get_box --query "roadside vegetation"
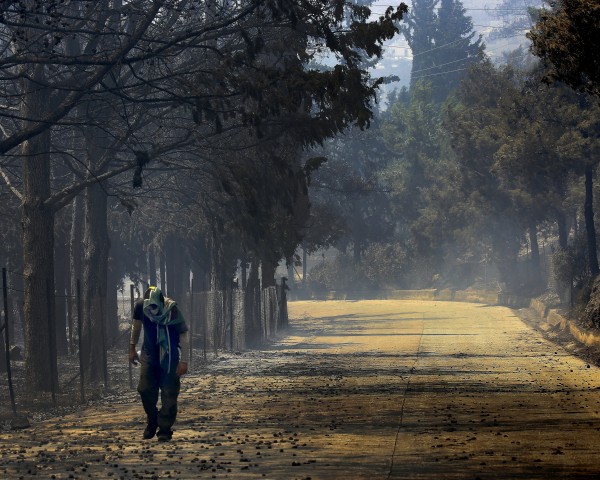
[301,0,600,330]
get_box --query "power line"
[384,25,529,48]
[411,38,465,57]
[410,54,477,75]
[385,34,535,81]
[380,31,521,69]
[411,66,469,81]
[382,25,527,50]
[404,49,531,81]
[374,4,544,12]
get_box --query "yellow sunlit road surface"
[2,299,600,479]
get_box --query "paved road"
[2,299,600,479]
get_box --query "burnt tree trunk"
[287,264,294,289]
[148,242,157,287]
[261,257,277,288]
[210,233,226,292]
[584,166,599,277]
[106,254,120,346]
[241,261,248,290]
[54,234,69,356]
[81,119,111,384]
[19,54,59,391]
[82,178,110,383]
[159,249,167,292]
[302,247,307,287]
[191,263,208,292]
[491,232,520,293]
[69,194,83,355]
[22,129,58,391]
[557,210,568,250]
[245,259,261,345]
[528,223,542,290]
[165,235,186,298]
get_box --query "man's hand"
[176,361,188,377]
[129,345,139,366]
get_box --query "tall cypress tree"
[401,0,438,89]
[402,0,483,104]
[432,0,482,102]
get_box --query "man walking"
[129,286,189,441]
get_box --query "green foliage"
[382,80,457,259]
[306,242,413,292]
[302,15,600,302]
[307,253,374,292]
[490,64,575,232]
[301,202,348,254]
[362,242,412,288]
[442,60,530,288]
[552,235,589,288]
[307,112,395,259]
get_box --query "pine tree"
[529,0,600,99]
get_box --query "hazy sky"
[374,0,543,60]
[370,0,543,91]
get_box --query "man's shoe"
[157,429,173,442]
[143,423,158,440]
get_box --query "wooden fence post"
[46,278,57,404]
[229,285,234,351]
[2,268,17,414]
[129,284,134,389]
[189,279,194,369]
[76,279,85,403]
[203,293,207,361]
[100,296,108,393]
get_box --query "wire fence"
[1,269,289,418]
[186,284,288,358]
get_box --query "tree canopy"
[0,0,410,390]
[528,0,600,98]
[401,0,483,103]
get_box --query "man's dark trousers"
[138,362,180,432]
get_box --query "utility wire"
[411,66,468,80]
[410,55,478,75]
[380,36,532,81]
[381,31,527,67]
[374,5,544,12]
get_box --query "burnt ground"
[2,299,600,479]
[515,306,600,369]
